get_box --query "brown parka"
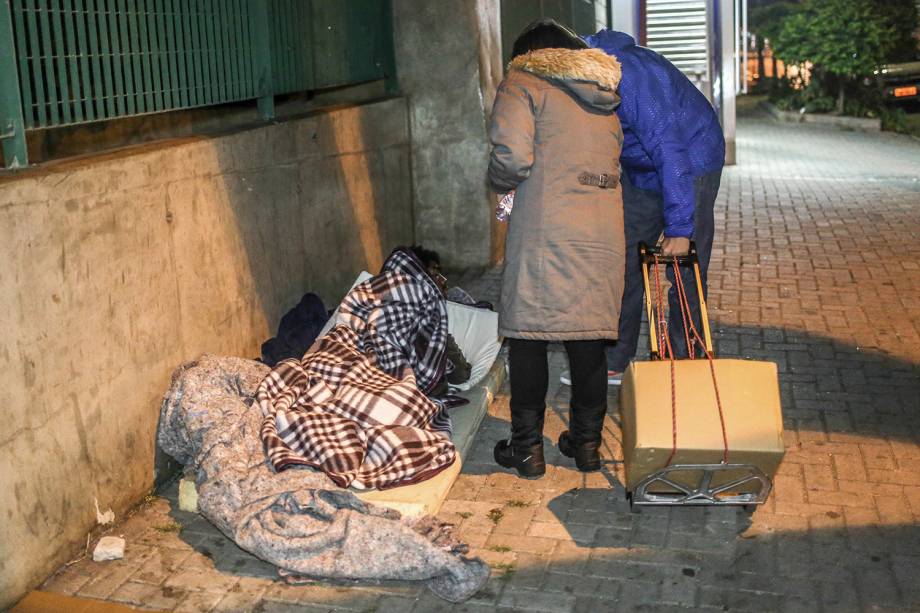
[488,47,625,341]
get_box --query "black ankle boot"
[558,430,601,472]
[494,440,546,479]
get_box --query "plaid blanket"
[337,250,448,394]
[257,249,456,490]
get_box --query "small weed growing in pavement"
[506,499,530,508]
[487,508,504,524]
[489,545,511,553]
[457,511,472,519]
[494,562,516,579]
[153,521,181,533]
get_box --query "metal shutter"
[645,0,711,98]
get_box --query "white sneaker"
[559,370,623,386]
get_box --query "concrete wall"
[392,0,503,269]
[0,97,413,608]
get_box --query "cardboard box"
[620,359,785,493]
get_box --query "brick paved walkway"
[39,106,920,612]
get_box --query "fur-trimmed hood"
[509,47,621,111]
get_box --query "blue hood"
[590,29,636,52]
[585,29,725,238]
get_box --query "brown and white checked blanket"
[257,249,456,490]
[336,250,448,395]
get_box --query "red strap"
[653,257,679,466]
[651,256,730,466]
[671,260,730,464]
[672,257,694,359]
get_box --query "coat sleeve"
[619,61,697,238]
[488,81,536,194]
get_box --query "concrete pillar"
[718,0,737,165]
[611,1,639,38]
[391,0,503,269]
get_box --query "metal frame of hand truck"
[627,242,773,510]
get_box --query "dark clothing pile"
[260,293,329,367]
[431,334,473,397]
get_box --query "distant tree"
[748,1,798,85]
[873,0,920,62]
[773,0,895,113]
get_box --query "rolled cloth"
[157,354,489,602]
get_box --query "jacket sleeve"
[620,63,697,238]
[488,81,535,193]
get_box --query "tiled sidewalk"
[37,106,920,612]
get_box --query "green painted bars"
[0,0,397,168]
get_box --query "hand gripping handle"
[639,241,713,359]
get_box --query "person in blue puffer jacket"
[562,29,726,385]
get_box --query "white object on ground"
[92,536,125,561]
[445,300,502,391]
[93,498,114,525]
[559,370,623,386]
[178,477,199,513]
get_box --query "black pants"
[508,338,608,448]
[607,169,723,371]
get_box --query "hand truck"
[625,242,774,511]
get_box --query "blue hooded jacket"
[584,30,725,237]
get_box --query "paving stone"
[40,569,93,596]
[572,595,620,613]
[780,594,822,613]
[77,558,148,600]
[485,533,559,556]
[255,602,330,613]
[498,586,575,612]
[373,595,417,613]
[174,590,224,613]
[502,552,548,590]
[547,540,591,576]
[108,580,187,610]
[212,579,270,612]
[130,548,195,586]
[492,505,537,537]
[617,580,662,609]
[163,568,239,593]
[526,520,596,544]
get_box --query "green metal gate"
[0,0,396,169]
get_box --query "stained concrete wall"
[0,96,413,608]
[392,0,504,269]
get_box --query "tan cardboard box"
[620,359,785,493]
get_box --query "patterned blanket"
[337,250,448,395]
[258,249,457,490]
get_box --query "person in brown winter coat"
[488,20,625,478]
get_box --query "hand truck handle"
[639,241,714,359]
